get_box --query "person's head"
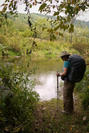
[59,51,70,61]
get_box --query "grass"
[0,50,21,57]
[0,36,81,58]
[33,97,89,133]
[8,51,21,56]
[30,39,81,58]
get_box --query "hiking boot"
[61,110,68,115]
[61,110,73,115]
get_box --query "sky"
[0,0,89,21]
[18,3,89,22]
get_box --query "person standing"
[56,51,75,115]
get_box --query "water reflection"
[0,57,64,101]
[32,72,62,101]
[28,58,64,101]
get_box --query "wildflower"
[70,127,72,130]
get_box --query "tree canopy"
[0,0,89,38]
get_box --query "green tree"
[1,0,89,39]
[35,18,50,40]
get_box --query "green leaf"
[53,12,59,16]
[57,16,59,20]
[65,9,68,14]
[39,3,47,11]
[29,5,32,8]
[53,34,56,40]
[54,25,60,31]
[81,5,86,11]
[50,33,56,41]
[59,32,63,37]
[2,6,7,12]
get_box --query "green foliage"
[0,13,89,57]
[82,91,89,109]
[39,3,47,12]
[0,35,8,44]
[21,29,32,37]
[72,42,86,54]
[0,63,39,132]
[75,68,89,109]
[1,0,89,41]
[8,51,20,56]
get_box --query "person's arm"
[60,67,68,76]
[56,67,68,77]
[56,61,69,77]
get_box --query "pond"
[0,57,64,101]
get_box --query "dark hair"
[61,55,69,59]
[67,55,70,58]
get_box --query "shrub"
[72,42,86,54]
[0,63,39,132]
[82,91,89,109]
[75,68,89,109]
[0,35,8,44]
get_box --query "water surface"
[27,58,64,101]
[0,57,64,101]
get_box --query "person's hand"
[56,72,60,77]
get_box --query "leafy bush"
[0,63,39,132]
[75,68,89,109]
[82,90,89,109]
[22,29,33,37]
[72,42,86,54]
[0,35,8,44]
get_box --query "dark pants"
[63,80,75,114]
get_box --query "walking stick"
[57,71,59,111]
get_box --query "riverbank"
[0,38,81,59]
[33,97,89,133]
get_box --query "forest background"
[0,12,89,58]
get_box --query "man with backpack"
[56,51,86,115]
